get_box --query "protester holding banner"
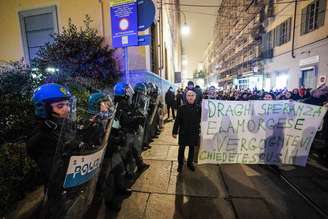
[199,99,327,166]
[172,89,201,172]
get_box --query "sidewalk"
[95,121,328,219]
[98,121,236,219]
[8,121,328,219]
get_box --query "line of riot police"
[27,81,163,218]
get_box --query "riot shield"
[40,103,117,219]
[132,92,150,153]
[149,95,160,127]
[149,95,161,138]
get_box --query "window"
[19,6,58,64]
[301,68,317,88]
[276,74,288,89]
[267,31,274,49]
[274,18,292,47]
[301,0,326,35]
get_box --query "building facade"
[0,0,182,84]
[205,0,328,90]
[202,41,216,86]
[209,0,266,90]
[264,0,328,90]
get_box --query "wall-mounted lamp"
[181,11,190,36]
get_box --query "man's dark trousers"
[167,105,175,119]
[178,145,194,166]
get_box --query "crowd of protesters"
[166,82,328,109]
[165,81,328,168]
[202,85,328,106]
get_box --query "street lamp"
[181,11,190,36]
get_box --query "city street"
[1,1,328,218]
[89,121,328,219]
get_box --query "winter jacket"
[165,90,176,107]
[27,118,69,185]
[176,93,183,107]
[172,103,201,146]
[115,97,145,133]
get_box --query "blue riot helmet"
[114,82,134,105]
[32,83,73,119]
[134,82,147,95]
[88,92,112,115]
[114,82,128,97]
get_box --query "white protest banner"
[198,100,327,166]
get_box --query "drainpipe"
[160,0,164,77]
[98,0,105,37]
[291,0,297,58]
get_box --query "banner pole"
[124,46,130,84]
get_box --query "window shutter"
[275,25,281,46]
[268,31,273,49]
[317,0,326,27]
[287,17,292,42]
[273,28,276,47]
[300,7,307,35]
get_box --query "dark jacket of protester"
[176,91,183,107]
[194,86,203,105]
[172,103,201,146]
[303,95,327,106]
[165,89,176,107]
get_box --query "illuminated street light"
[181,24,190,36]
[181,11,190,36]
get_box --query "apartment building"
[209,0,266,89]
[264,0,328,90]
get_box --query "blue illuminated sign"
[110,1,138,48]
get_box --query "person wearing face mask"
[84,92,114,147]
[27,83,74,191]
[27,83,89,218]
[172,90,201,173]
[165,86,176,120]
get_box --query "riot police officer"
[133,82,151,150]
[113,82,150,173]
[27,83,81,218]
[87,91,134,211]
[27,83,74,191]
[147,82,161,139]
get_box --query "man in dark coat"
[172,89,201,172]
[165,87,176,119]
